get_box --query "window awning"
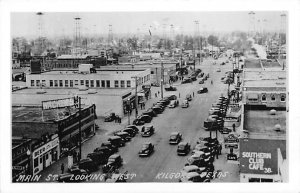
[247,93,259,99]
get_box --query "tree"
[207,35,219,47]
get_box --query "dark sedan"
[177,142,191,156]
[169,132,182,144]
[139,142,154,157]
[197,87,208,94]
[133,115,152,125]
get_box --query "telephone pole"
[161,61,164,99]
[131,76,139,118]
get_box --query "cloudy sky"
[11,12,286,38]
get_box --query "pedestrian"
[193,92,194,97]
[211,80,213,85]
[232,124,236,132]
[61,163,65,174]
[155,93,157,98]
[158,91,160,95]
[179,92,180,98]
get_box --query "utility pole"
[132,76,139,119]
[77,96,82,162]
[161,61,164,98]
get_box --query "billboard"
[240,138,286,175]
[42,98,75,110]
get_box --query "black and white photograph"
[1,0,300,192]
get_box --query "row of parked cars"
[203,96,230,133]
[177,137,221,182]
[132,95,178,126]
[182,68,202,84]
[198,73,209,84]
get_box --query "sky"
[11,12,286,38]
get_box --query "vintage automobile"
[121,128,137,137]
[104,113,117,122]
[108,136,125,147]
[87,152,108,165]
[76,158,98,173]
[141,125,155,137]
[133,115,153,126]
[100,141,118,153]
[182,77,192,84]
[142,109,157,117]
[114,131,131,142]
[179,172,210,182]
[177,142,191,156]
[197,87,208,94]
[102,154,123,173]
[169,132,182,144]
[186,94,192,101]
[138,142,155,157]
[168,100,179,108]
[152,106,164,114]
[198,78,205,84]
[181,100,189,108]
[125,125,139,134]
[165,85,177,91]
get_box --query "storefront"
[32,135,60,175]
[239,138,286,182]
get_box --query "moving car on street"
[102,154,123,173]
[139,142,155,157]
[181,100,189,108]
[186,94,192,101]
[197,87,208,94]
[177,142,191,156]
[198,78,205,84]
[141,125,155,137]
[169,132,182,144]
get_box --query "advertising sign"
[42,98,75,110]
[227,153,238,161]
[224,134,239,149]
[240,138,286,175]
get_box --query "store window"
[96,80,100,87]
[70,80,73,87]
[280,95,286,102]
[31,80,35,87]
[50,80,53,87]
[90,80,94,87]
[271,95,276,101]
[127,80,131,88]
[115,80,119,88]
[101,80,105,87]
[65,80,69,87]
[106,80,110,88]
[121,80,125,88]
[54,80,58,87]
[85,80,89,87]
[59,80,63,87]
[261,94,266,101]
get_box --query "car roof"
[183,165,199,171]
[109,154,120,159]
[116,131,129,135]
[109,136,121,140]
[178,142,188,146]
[171,132,179,135]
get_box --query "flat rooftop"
[12,87,132,96]
[261,59,282,68]
[12,105,86,122]
[244,109,286,139]
[40,68,147,75]
[243,70,286,88]
[244,59,261,69]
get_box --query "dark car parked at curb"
[108,136,125,147]
[102,154,123,173]
[77,158,98,173]
[139,142,155,157]
[133,115,152,126]
[101,141,118,153]
[121,128,137,137]
[142,109,157,117]
[169,132,182,144]
[152,106,164,114]
[182,78,192,84]
[104,113,117,122]
[177,142,191,156]
[93,146,114,159]
[114,131,131,142]
[125,125,139,134]
[87,152,107,165]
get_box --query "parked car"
[104,113,117,122]
[114,131,131,142]
[142,109,157,117]
[177,142,191,156]
[108,136,125,147]
[165,86,177,91]
[121,128,137,137]
[152,106,164,114]
[151,82,160,87]
[93,146,114,159]
[168,100,179,108]
[141,125,155,137]
[139,142,155,157]
[180,165,206,178]
[102,154,123,173]
[77,158,98,173]
[87,152,107,165]
[169,132,182,144]
[197,87,208,94]
[133,115,152,125]
[221,127,232,134]
[181,100,189,108]
[179,172,210,182]
[125,125,139,134]
[198,79,205,84]
[186,94,192,101]
[182,78,192,84]
[101,141,118,153]
[166,94,177,101]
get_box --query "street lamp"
[26,149,31,175]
